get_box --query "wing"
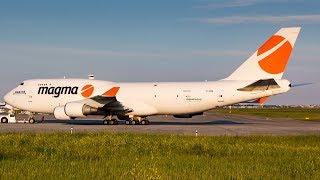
[91,87,132,115]
[73,87,132,116]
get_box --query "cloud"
[196,0,261,9]
[195,0,290,9]
[193,14,320,24]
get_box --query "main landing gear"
[103,115,119,125]
[103,115,150,125]
[124,117,150,125]
[103,119,118,125]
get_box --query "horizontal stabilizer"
[238,79,280,91]
[290,82,313,87]
[240,96,269,105]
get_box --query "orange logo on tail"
[81,84,94,98]
[257,35,292,74]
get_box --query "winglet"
[102,87,120,97]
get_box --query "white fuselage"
[4,78,290,117]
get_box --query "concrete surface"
[1,113,320,136]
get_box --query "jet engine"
[64,102,99,117]
[53,106,71,120]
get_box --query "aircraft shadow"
[47,120,104,125]
[150,120,245,125]
[43,119,245,126]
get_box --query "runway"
[1,113,320,136]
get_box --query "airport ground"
[1,108,320,135]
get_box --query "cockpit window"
[20,82,24,85]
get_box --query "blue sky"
[0,0,319,104]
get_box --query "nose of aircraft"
[3,91,13,106]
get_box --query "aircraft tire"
[130,120,138,125]
[125,120,131,125]
[140,119,149,125]
[109,119,117,125]
[103,120,108,125]
[1,117,8,123]
[29,118,35,124]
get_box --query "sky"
[0,0,319,105]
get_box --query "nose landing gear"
[103,115,150,125]
[27,114,36,124]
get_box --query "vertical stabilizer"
[225,27,301,80]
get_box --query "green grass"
[0,133,320,179]
[211,108,320,121]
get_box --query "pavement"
[0,113,320,136]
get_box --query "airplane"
[3,27,301,125]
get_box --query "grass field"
[0,133,320,179]
[211,108,320,121]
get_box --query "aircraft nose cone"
[3,92,13,106]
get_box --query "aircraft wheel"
[125,120,131,125]
[1,117,8,123]
[29,118,35,124]
[109,119,118,125]
[103,120,117,125]
[103,120,109,125]
[130,120,138,125]
[140,119,149,125]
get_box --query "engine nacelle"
[54,106,71,120]
[64,102,98,118]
